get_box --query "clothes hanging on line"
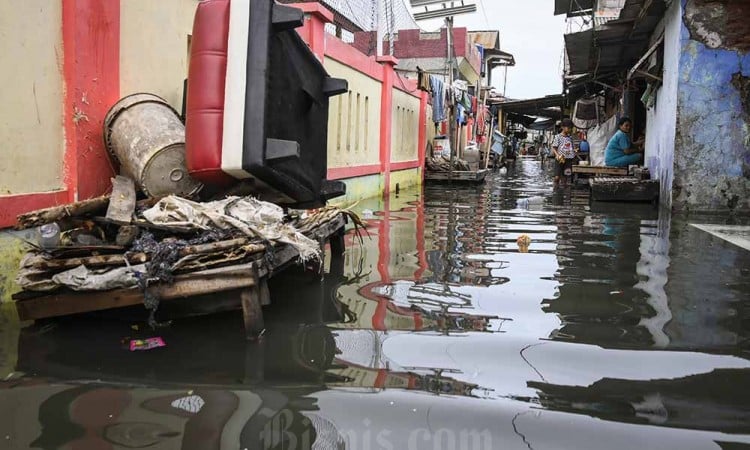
[417,70,431,92]
[429,75,446,123]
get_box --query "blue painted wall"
[674,1,750,212]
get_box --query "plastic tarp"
[587,115,618,166]
[142,196,320,261]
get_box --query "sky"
[418,0,568,100]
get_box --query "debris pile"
[15,176,348,304]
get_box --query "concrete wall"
[324,58,383,168]
[120,0,198,110]
[673,0,750,213]
[391,89,420,163]
[0,1,64,195]
[645,0,681,208]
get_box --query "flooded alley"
[2,159,750,450]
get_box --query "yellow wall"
[0,1,64,195]
[324,58,382,168]
[120,0,198,111]
[390,168,421,193]
[391,89,420,163]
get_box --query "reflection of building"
[529,368,750,434]
[334,279,502,333]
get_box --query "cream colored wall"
[0,1,64,195]
[120,0,198,111]
[324,58,382,168]
[391,89,420,163]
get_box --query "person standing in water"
[551,118,577,187]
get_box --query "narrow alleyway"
[2,159,750,449]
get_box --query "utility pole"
[446,16,455,179]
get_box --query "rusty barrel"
[104,93,202,198]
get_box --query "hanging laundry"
[429,75,446,123]
[456,103,467,125]
[418,70,431,92]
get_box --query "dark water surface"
[2,159,750,450]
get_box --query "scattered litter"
[129,337,166,351]
[610,290,623,295]
[171,395,205,414]
[517,196,544,209]
[516,234,531,253]
[362,209,374,220]
[131,324,139,331]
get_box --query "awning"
[527,118,557,131]
[484,48,515,67]
[492,95,565,120]
[554,0,594,16]
[564,0,666,77]
[564,29,593,75]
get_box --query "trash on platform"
[129,337,166,351]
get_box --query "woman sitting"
[605,117,644,167]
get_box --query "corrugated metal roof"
[564,0,666,77]
[564,29,593,75]
[492,95,566,119]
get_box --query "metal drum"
[104,93,202,198]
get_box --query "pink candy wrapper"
[129,337,166,351]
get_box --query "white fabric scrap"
[50,264,145,291]
[141,196,320,262]
[171,395,205,414]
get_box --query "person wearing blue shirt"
[605,117,644,167]
[578,135,590,161]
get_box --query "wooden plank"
[16,195,110,230]
[330,228,345,256]
[15,213,347,321]
[241,265,265,340]
[425,169,489,183]
[572,166,629,176]
[105,176,136,225]
[32,238,265,272]
[16,265,257,321]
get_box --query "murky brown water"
[2,159,750,450]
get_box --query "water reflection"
[2,159,750,449]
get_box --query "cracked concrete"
[672,0,750,213]
[684,0,750,53]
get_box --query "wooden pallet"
[424,169,489,183]
[13,214,347,339]
[589,177,659,203]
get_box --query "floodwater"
[2,159,750,450]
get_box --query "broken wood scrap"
[105,175,136,225]
[30,237,267,272]
[16,195,111,230]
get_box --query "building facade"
[0,1,432,228]
[561,0,750,213]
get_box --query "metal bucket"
[104,93,202,198]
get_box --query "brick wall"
[352,27,481,76]
[353,28,470,58]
